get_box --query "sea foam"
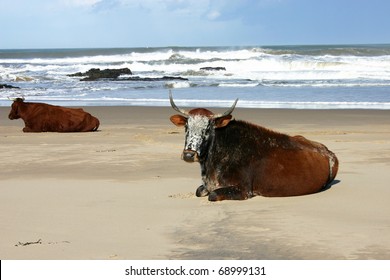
[1,45,390,109]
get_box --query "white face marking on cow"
[185,115,211,156]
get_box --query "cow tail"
[326,152,338,187]
[94,118,100,131]
[328,157,333,184]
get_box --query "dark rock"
[68,68,132,81]
[200,67,226,71]
[67,68,188,82]
[68,72,83,77]
[120,76,188,81]
[0,84,20,89]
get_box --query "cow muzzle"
[182,150,199,163]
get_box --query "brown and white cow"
[169,93,339,201]
[8,98,100,132]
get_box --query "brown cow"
[169,93,339,201]
[8,98,100,132]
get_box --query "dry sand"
[0,106,389,260]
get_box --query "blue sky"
[1,0,389,49]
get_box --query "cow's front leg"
[196,185,209,197]
[208,186,251,201]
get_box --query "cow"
[169,93,339,201]
[8,98,100,132]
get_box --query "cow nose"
[182,150,198,162]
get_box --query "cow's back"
[18,103,99,132]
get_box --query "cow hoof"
[196,185,209,197]
[208,191,219,201]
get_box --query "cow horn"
[169,90,189,116]
[7,96,25,102]
[213,98,239,118]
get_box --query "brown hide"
[252,134,338,197]
[8,99,100,132]
[204,120,339,200]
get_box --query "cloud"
[205,0,285,24]
[120,0,210,17]
[56,0,265,23]
[91,0,122,12]
[57,0,210,16]
[60,0,102,7]
[0,0,288,48]
[207,10,221,20]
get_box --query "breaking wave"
[1,45,390,108]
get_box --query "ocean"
[1,45,390,109]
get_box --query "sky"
[1,0,390,49]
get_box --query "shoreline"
[2,102,390,109]
[1,106,390,259]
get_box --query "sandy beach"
[0,105,390,260]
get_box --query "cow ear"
[170,114,187,127]
[214,115,232,128]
